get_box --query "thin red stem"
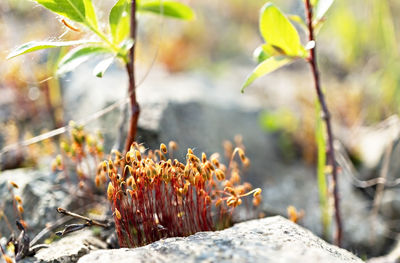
[304,0,342,247]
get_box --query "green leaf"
[315,0,334,21]
[93,57,115,78]
[259,3,305,57]
[57,45,113,75]
[83,0,98,28]
[34,0,86,23]
[7,40,97,59]
[253,46,270,63]
[138,1,195,20]
[109,0,131,45]
[288,15,307,33]
[241,56,293,92]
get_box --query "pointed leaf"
[109,0,130,44]
[34,0,86,23]
[241,56,293,92]
[7,40,98,59]
[83,0,98,28]
[315,0,334,21]
[138,1,195,20]
[259,3,305,57]
[57,45,113,75]
[93,57,115,78]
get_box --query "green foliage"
[33,0,87,23]
[109,0,131,45]
[138,0,195,20]
[57,45,113,75]
[242,1,334,92]
[242,56,291,92]
[242,2,305,92]
[7,40,97,59]
[259,3,305,57]
[9,0,195,78]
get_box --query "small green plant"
[242,0,341,246]
[8,0,195,152]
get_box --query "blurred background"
[1,0,400,258]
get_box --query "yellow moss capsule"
[211,158,220,168]
[253,188,262,197]
[126,177,133,187]
[230,171,240,183]
[253,195,262,207]
[160,143,168,154]
[201,152,207,163]
[183,182,189,195]
[9,181,19,189]
[169,141,178,151]
[19,219,28,229]
[15,195,22,203]
[126,151,132,163]
[227,196,236,207]
[215,169,225,181]
[17,204,24,214]
[243,157,250,168]
[3,255,13,263]
[114,208,121,220]
[237,148,246,162]
[108,160,114,170]
[224,186,235,195]
[215,199,222,207]
[102,161,108,172]
[135,150,142,162]
[107,182,115,200]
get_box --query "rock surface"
[78,216,362,263]
[23,230,107,263]
[0,168,72,238]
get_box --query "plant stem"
[124,0,140,153]
[304,0,342,247]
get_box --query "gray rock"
[367,237,400,263]
[0,169,71,239]
[78,216,363,263]
[262,160,388,256]
[24,229,107,263]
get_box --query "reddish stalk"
[125,0,140,153]
[304,0,342,247]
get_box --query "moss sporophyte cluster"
[52,124,261,248]
[103,142,261,247]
